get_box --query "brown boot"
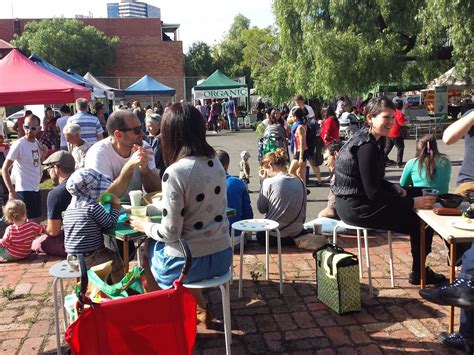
[196,306,213,329]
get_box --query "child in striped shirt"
[0,199,44,261]
[63,168,124,282]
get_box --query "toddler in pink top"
[0,200,44,261]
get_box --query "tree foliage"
[12,18,119,75]
[266,0,474,102]
[184,41,215,77]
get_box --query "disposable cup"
[422,188,439,197]
[131,206,147,217]
[129,190,143,207]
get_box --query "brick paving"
[0,131,468,354]
[0,231,465,354]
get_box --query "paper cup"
[129,190,143,207]
[313,223,323,235]
[422,188,439,197]
[131,206,147,217]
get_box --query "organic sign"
[194,88,247,99]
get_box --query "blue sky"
[0,0,275,51]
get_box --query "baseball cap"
[42,151,75,171]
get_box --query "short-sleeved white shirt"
[289,104,315,119]
[84,137,156,201]
[6,137,42,192]
[56,115,70,149]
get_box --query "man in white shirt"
[56,104,71,151]
[85,110,161,202]
[68,98,103,144]
[288,94,315,123]
[2,115,46,219]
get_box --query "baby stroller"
[65,240,197,354]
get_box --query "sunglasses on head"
[23,125,39,131]
[118,126,142,135]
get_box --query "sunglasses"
[23,125,39,131]
[118,126,142,135]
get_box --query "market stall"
[192,69,247,102]
[124,75,176,106]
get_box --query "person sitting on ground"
[68,98,104,144]
[0,199,44,261]
[145,112,165,177]
[64,123,92,170]
[318,140,343,218]
[400,134,451,194]
[31,151,75,257]
[56,105,72,151]
[130,103,232,328]
[257,148,308,246]
[332,97,446,286]
[216,149,253,242]
[63,168,124,283]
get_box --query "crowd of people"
[0,92,474,350]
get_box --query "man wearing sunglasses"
[85,109,160,202]
[2,115,47,220]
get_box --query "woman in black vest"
[332,97,446,285]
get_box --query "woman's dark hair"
[161,103,215,166]
[394,99,404,110]
[293,108,306,121]
[269,109,282,125]
[364,96,395,117]
[416,135,447,182]
[321,106,339,128]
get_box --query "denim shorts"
[148,240,232,289]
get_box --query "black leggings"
[336,187,433,273]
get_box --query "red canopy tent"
[0,49,91,106]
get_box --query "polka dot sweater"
[144,155,232,258]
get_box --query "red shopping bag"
[65,280,197,354]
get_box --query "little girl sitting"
[400,135,451,194]
[63,168,124,282]
[0,199,44,261]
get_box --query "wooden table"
[107,208,238,274]
[417,207,474,332]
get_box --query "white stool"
[237,116,244,128]
[243,116,251,128]
[332,220,394,297]
[231,219,282,297]
[185,270,232,355]
[49,260,81,355]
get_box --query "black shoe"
[409,267,447,285]
[397,164,404,168]
[439,332,474,352]
[306,189,311,195]
[385,159,396,166]
[419,278,474,308]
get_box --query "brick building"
[0,18,185,100]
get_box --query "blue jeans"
[460,243,474,338]
[227,113,237,130]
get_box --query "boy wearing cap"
[63,168,124,282]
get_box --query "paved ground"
[0,129,467,354]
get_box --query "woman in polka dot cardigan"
[130,103,232,328]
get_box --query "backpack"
[261,124,287,157]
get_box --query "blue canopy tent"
[124,75,176,106]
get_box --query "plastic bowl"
[438,193,464,208]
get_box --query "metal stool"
[185,270,232,355]
[231,219,282,297]
[49,260,81,355]
[332,220,394,297]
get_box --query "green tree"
[269,0,473,101]
[12,18,119,75]
[214,14,251,80]
[184,41,214,77]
